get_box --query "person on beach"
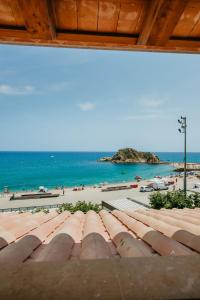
[62,188,65,196]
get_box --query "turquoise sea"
[0,152,200,191]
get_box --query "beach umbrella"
[39,186,48,192]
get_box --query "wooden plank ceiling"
[0,0,200,53]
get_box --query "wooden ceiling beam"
[137,0,165,46]
[138,0,189,46]
[0,28,200,54]
[150,0,189,46]
[18,0,56,39]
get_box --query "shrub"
[57,201,101,214]
[189,193,200,208]
[32,207,49,214]
[149,192,165,209]
[149,191,200,209]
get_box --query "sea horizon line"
[0,150,200,153]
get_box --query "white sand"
[0,176,199,211]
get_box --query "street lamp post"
[178,116,187,195]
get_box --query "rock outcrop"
[98,148,160,164]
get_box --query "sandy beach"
[0,175,199,211]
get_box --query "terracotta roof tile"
[172,208,200,220]
[145,209,200,235]
[158,209,200,226]
[0,208,199,264]
[100,210,155,257]
[127,210,200,253]
[0,211,70,264]
[0,212,57,249]
[0,235,41,264]
[80,211,112,260]
[112,210,194,256]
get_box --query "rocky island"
[98,148,160,164]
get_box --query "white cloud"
[0,81,71,96]
[0,84,34,95]
[139,97,166,108]
[77,102,96,111]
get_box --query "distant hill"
[98,148,160,164]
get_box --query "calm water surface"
[0,151,199,191]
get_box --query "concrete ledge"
[0,256,199,299]
[127,197,151,208]
[0,203,61,212]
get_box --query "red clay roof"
[0,208,199,264]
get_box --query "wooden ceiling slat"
[173,1,200,37]
[54,0,77,31]
[134,0,148,34]
[17,0,56,39]
[0,0,24,26]
[190,17,200,37]
[117,1,145,34]
[98,0,120,33]
[77,0,99,32]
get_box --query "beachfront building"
[0,1,200,299]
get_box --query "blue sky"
[0,45,200,152]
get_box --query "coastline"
[1,151,200,193]
[1,171,174,193]
[170,162,200,171]
[1,162,200,193]
[0,175,199,212]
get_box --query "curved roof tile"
[0,208,199,264]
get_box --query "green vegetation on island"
[99,148,160,164]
